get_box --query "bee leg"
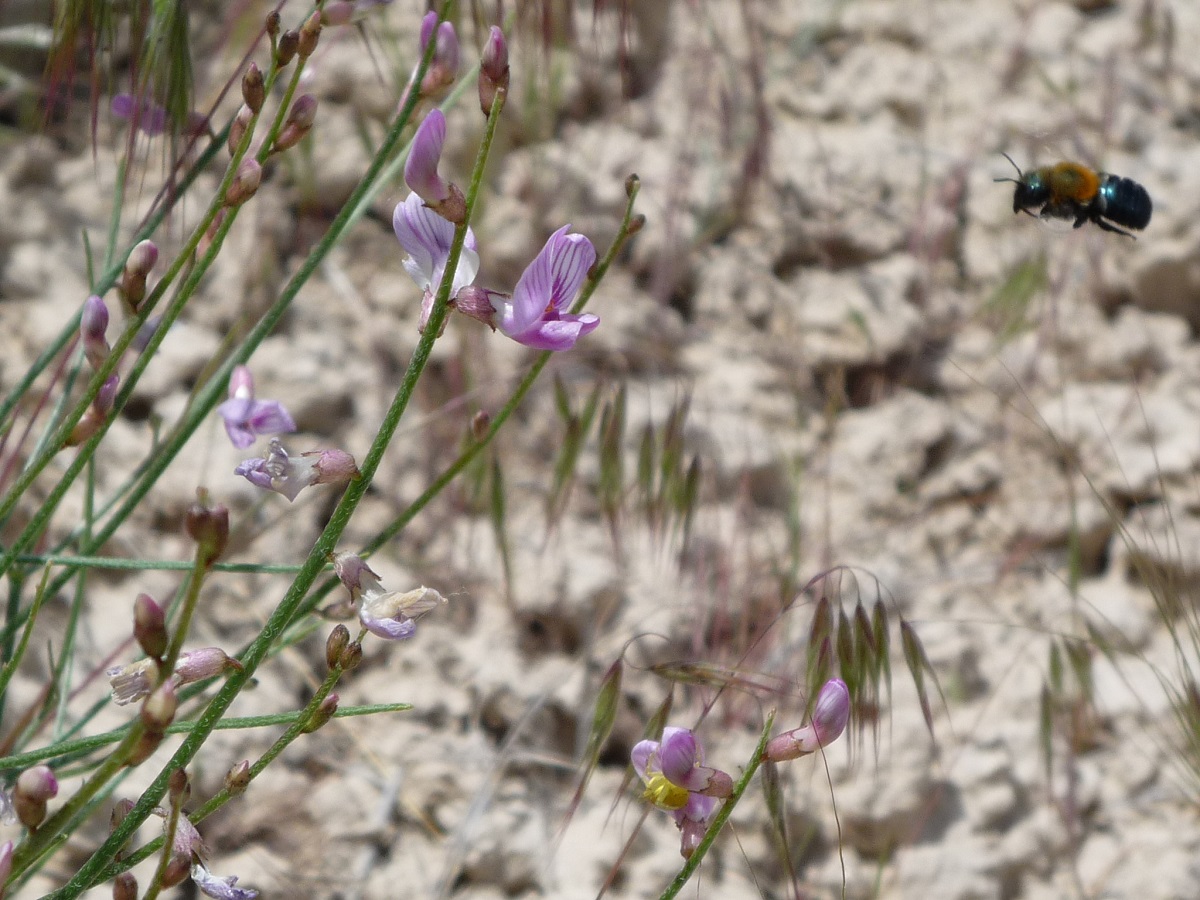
[1092,218,1137,240]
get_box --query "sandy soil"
[4,0,1200,897]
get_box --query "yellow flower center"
[642,773,689,810]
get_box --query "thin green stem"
[0,703,410,772]
[160,547,209,677]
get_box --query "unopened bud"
[625,173,640,198]
[265,9,281,37]
[273,94,318,153]
[277,29,300,66]
[66,374,120,446]
[224,158,262,207]
[242,62,265,114]
[80,294,110,370]
[470,410,491,441]
[134,593,168,659]
[14,765,58,829]
[338,641,363,672]
[303,693,338,733]
[228,104,254,156]
[224,760,251,796]
[478,26,509,116]
[452,285,499,330]
[298,10,322,58]
[326,624,350,670]
[168,768,190,805]
[764,678,851,762]
[627,213,646,236]
[175,647,241,685]
[141,680,177,732]
[185,495,230,565]
[200,209,228,257]
[112,872,138,900]
[120,238,158,309]
[160,851,191,888]
[110,798,136,833]
[127,729,164,766]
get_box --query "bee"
[994,153,1152,239]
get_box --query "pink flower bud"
[16,765,58,802]
[185,497,229,566]
[80,294,110,370]
[764,678,851,762]
[140,680,177,731]
[134,593,168,659]
[229,104,254,155]
[479,26,509,116]
[225,760,251,796]
[273,94,318,153]
[224,159,262,207]
[277,29,300,66]
[242,62,265,114]
[298,10,322,58]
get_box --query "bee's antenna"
[994,152,1024,184]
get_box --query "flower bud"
[764,678,851,762]
[66,374,120,446]
[470,410,491,441]
[298,10,322,58]
[185,495,229,566]
[14,765,58,829]
[176,647,241,686]
[326,624,350,670]
[273,94,318,153]
[120,239,158,310]
[108,658,159,705]
[265,9,280,37]
[160,851,191,888]
[110,798,136,833]
[338,640,363,672]
[302,693,338,733]
[627,213,646,236]
[133,315,163,353]
[134,593,168,659]
[224,158,262,207]
[228,104,254,155]
[625,173,640,197]
[453,286,501,331]
[127,729,164,766]
[242,62,265,114]
[141,680,177,731]
[112,872,138,900]
[80,294,110,370]
[277,29,300,66]
[224,760,251,796]
[478,26,509,116]
[168,768,190,806]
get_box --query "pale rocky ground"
[3,0,1200,897]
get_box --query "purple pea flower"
[216,365,296,449]
[631,727,733,859]
[393,191,480,329]
[494,225,599,350]
[764,678,851,761]
[399,11,460,109]
[332,551,445,640]
[191,862,259,900]
[235,438,358,502]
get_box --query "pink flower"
[217,366,296,449]
[393,192,480,322]
[235,439,358,502]
[403,110,465,223]
[332,551,445,640]
[764,678,851,761]
[631,727,732,859]
[494,226,599,350]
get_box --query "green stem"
[0,703,411,772]
[657,713,775,900]
[160,547,209,677]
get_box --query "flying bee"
[994,153,1152,238]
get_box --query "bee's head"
[994,152,1049,215]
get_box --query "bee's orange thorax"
[1048,162,1100,204]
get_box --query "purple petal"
[657,727,699,783]
[246,399,296,435]
[673,791,717,827]
[359,607,417,640]
[219,399,258,448]
[393,193,479,293]
[234,457,273,491]
[418,10,437,48]
[404,110,449,203]
[630,739,660,782]
[545,230,596,312]
[191,862,259,900]
[509,314,599,351]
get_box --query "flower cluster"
[393,29,600,351]
[633,679,850,858]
